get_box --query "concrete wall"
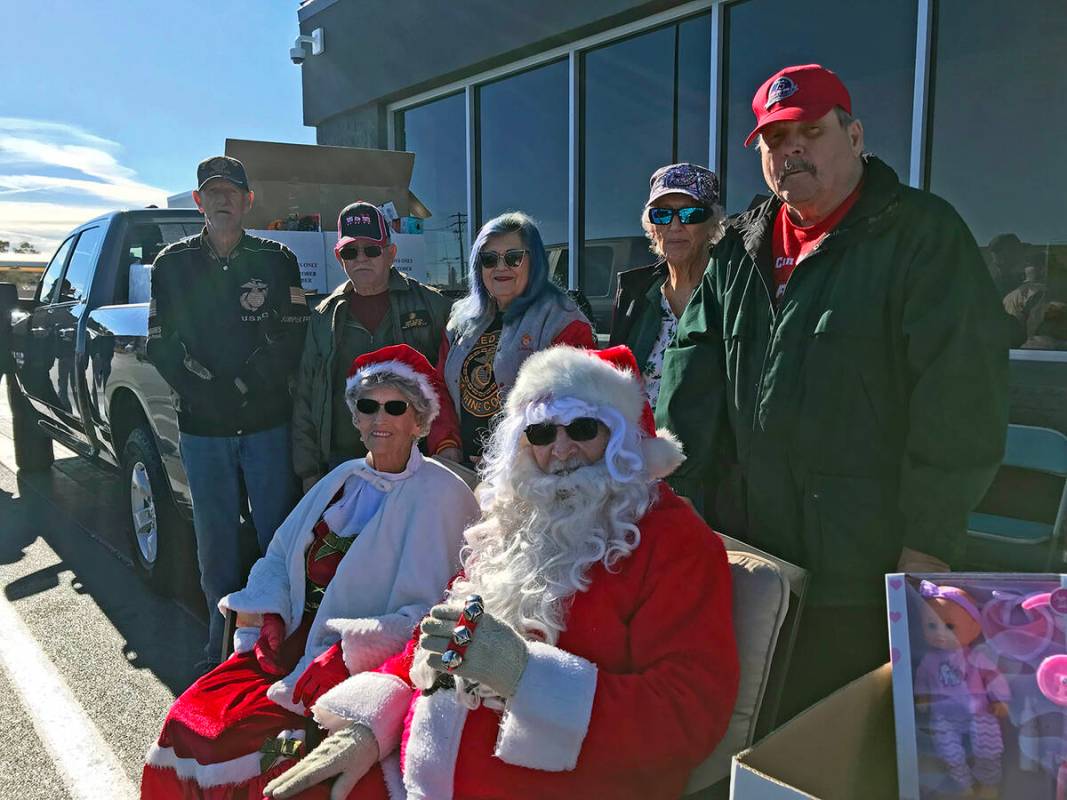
[298,0,687,127]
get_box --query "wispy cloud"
[0,118,171,253]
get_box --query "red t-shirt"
[347,289,391,332]
[771,183,862,304]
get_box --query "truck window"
[57,226,104,303]
[38,236,76,303]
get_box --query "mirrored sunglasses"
[355,398,409,416]
[339,244,384,259]
[647,206,711,226]
[478,248,527,269]
[524,417,601,446]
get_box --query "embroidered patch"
[148,298,157,316]
[520,333,533,348]
[765,76,799,109]
[240,278,269,312]
[401,310,430,330]
[290,286,307,306]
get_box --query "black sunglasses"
[355,398,409,416]
[524,417,601,446]
[339,244,384,260]
[478,249,527,269]
[647,206,711,226]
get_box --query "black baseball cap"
[196,155,250,192]
[336,201,390,251]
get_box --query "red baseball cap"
[744,64,851,147]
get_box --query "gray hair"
[345,373,435,439]
[751,105,859,150]
[639,202,725,259]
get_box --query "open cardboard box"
[731,664,898,799]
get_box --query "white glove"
[418,604,529,698]
[263,722,379,800]
[233,626,260,655]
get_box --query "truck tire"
[122,425,184,596]
[6,376,54,472]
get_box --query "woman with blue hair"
[429,212,594,465]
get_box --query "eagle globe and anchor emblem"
[240,278,270,312]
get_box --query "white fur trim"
[312,672,412,757]
[403,690,469,800]
[144,729,304,788]
[267,655,311,715]
[381,752,405,800]
[507,346,645,432]
[232,626,259,654]
[495,640,597,771]
[643,427,686,480]
[345,360,441,423]
[326,616,421,676]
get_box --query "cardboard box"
[731,664,898,799]
[224,138,430,232]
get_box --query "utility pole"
[448,212,468,287]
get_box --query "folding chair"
[684,533,808,798]
[963,424,1067,572]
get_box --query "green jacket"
[291,269,452,480]
[656,156,1009,605]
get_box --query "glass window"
[722,0,916,213]
[582,17,712,327]
[929,0,1067,351]
[58,226,103,303]
[478,60,569,265]
[398,93,468,289]
[38,235,75,303]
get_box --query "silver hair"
[751,105,859,150]
[639,202,725,259]
[345,373,434,438]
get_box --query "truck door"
[16,234,75,406]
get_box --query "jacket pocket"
[803,473,903,595]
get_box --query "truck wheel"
[6,377,54,472]
[122,425,183,596]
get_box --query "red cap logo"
[745,64,851,147]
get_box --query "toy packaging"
[888,573,1067,800]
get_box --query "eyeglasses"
[647,206,711,226]
[524,417,601,446]
[339,244,384,260]
[355,398,410,416]
[478,249,527,270]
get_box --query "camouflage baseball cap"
[196,155,250,192]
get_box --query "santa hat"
[506,345,685,479]
[345,344,441,423]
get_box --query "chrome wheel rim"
[130,462,158,565]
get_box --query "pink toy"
[914,581,1009,798]
[1036,655,1067,800]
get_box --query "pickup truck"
[0,209,205,595]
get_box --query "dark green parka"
[655,156,1009,605]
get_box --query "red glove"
[292,642,350,710]
[254,613,288,676]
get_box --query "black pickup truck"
[0,209,205,594]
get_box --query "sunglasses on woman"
[524,417,601,446]
[647,206,711,226]
[339,244,384,260]
[478,248,527,269]
[355,398,409,416]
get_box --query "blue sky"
[1,0,314,253]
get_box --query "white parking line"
[0,591,138,800]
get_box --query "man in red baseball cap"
[658,64,1009,718]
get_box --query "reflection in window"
[478,60,568,264]
[582,15,712,324]
[398,93,468,289]
[60,226,103,303]
[722,0,915,213]
[929,0,1067,351]
[39,236,75,303]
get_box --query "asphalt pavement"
[0,376,206,799]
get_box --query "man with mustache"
[261,345,739,800]
[656,64,1008,717]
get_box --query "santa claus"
[264,345,739,800]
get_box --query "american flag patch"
[290,287,307,306]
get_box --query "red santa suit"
[310,482,738,800]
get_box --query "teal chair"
[964,424,1067,572]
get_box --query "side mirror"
[0,282,18,375]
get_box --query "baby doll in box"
[914,581,1010,799]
